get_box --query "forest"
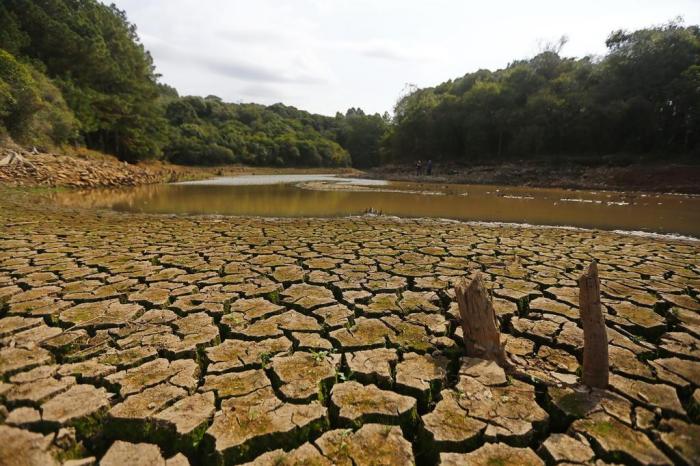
[1,0,699,167]
[387,26,700,163]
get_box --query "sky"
[103,0,700,116]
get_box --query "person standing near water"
[416,160,422,176]
[427,159,433,176]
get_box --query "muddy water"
[51,175,700,237]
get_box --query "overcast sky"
[104,0,700,116]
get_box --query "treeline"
[0,0,389,166]
[386,22,700,163]
[161,97,388,167]
[1,1,698,167]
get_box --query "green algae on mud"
[0,185,699,465]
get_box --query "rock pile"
[0,148,190,188]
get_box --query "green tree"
[335,108,389,167]
[1,0,167,161]
[386,21,700,163]
[0,49,78,146]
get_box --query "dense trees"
[0,49,78,147]
[1,2,698,168]
[1,0,167,161]
[334,108,391,168]
[161,96,350,166]
[385,21,700,164]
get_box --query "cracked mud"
[0,188,699,465]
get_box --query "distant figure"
[416,160,422,176]
[426,159,433,176]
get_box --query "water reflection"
[51,177,700,237]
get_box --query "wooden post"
[578,261,609,388]
[455,272,509,367]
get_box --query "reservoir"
[51,175,700,238]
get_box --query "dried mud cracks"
[1,190,699,465]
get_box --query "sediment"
[363,162,700,194]
[0,187,698,465]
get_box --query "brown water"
[51,175,700,238]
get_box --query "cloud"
[144,34,327,85]
[362,45,412,61]
[218,29,292,45]
[330,39,439,63]
[238,84,287,101]
[197,56,324,85]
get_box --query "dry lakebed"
[0,178,699,465]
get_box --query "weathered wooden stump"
[578,261,609,388]
[455,272,509,367]
[0,151,33,167]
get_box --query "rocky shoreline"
[0,148,199,188]
[4,144,699,195]
[361,162,700,194]
[4,145,700,195]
